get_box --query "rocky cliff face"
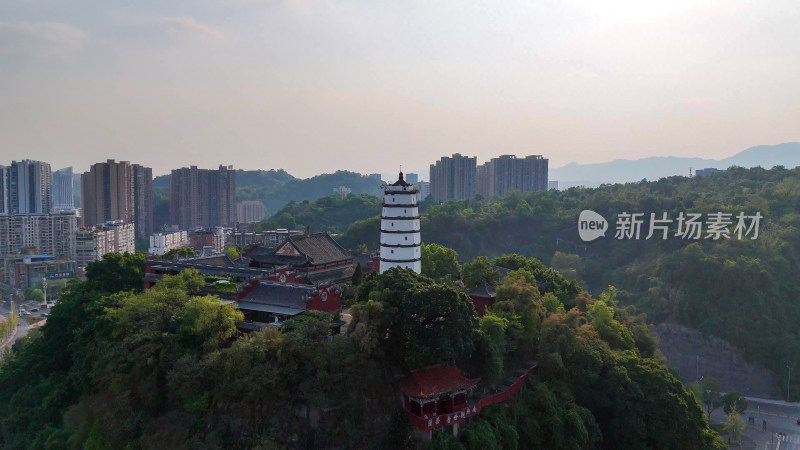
[655,322,779,399]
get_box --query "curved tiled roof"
[286,232,352,265]
[401,365,480,399]
[239,281,316,311]
[467,282,496,298]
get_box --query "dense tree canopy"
[340,167,800,399]
[420,243,461,283]
[250,193,382,234]
[0,250,725,448]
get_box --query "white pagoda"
[380,172,421,274]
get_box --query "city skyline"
[2,1,799,177]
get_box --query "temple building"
[402,362,539,439]
[402,365,480,437]
[246,232,355,286]
[467,282,496,316]
[143,251,343,329]
[380,172,421,273]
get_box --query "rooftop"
[401,365,480,399]
[467,282,496,299]
[238,281,317,315]
[253,232,352,267]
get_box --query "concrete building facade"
[76,221,136,268]
[81,160,153,238]
[5,160,52,214]
[131,164,154,237]
[0,166,8,215]
[170,165,236,229]
[237,201,266,224]
[52,167,75,210]
[476,154,549,198]
[429,154,476,203]
[149,230,190,256]
[188,227,226,255]
[0,212,77,259]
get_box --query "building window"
[391,250,394,254]
[405,236,408,240]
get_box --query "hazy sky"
[1,0,799,178]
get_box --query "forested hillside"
[0,254,722,448]
[334,166,800,400]
[249,193,382,234]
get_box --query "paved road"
[0,298,52,356]
[711,398,800,449]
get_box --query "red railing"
[407,363,538,431]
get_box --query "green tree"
[462,256,499,289]
[478,313,509,384]
[550,251,583,283]
[701,377,724,416]
[155,269,205,295]
[722,407,745,443]
[161,247,195,260]
[351,263,363,285]
[541,292,565,314]
[351,267,477,369]
[687,381,703,402]
[722,391,748,415]
[25,288,44,302]
[421,243,461,282]
[85,252,146,294]
[587,294,634,350]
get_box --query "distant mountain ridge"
[550,142,800,188]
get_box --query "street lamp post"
[787,363,792,402]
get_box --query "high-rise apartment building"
[75,221,136,268]
[476,155,548,198]
[4,160,52,214]
[237,201,265,224]
[415,181,431,202]
[131,164,154,237]
[405,173,419,185]
[52,167,75,210]
[0,166,8,214]
[0,212,77,259]
[170,165,236,229]
[81,160,153,238]
[429,154,477,203]
[82,159,133,227]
